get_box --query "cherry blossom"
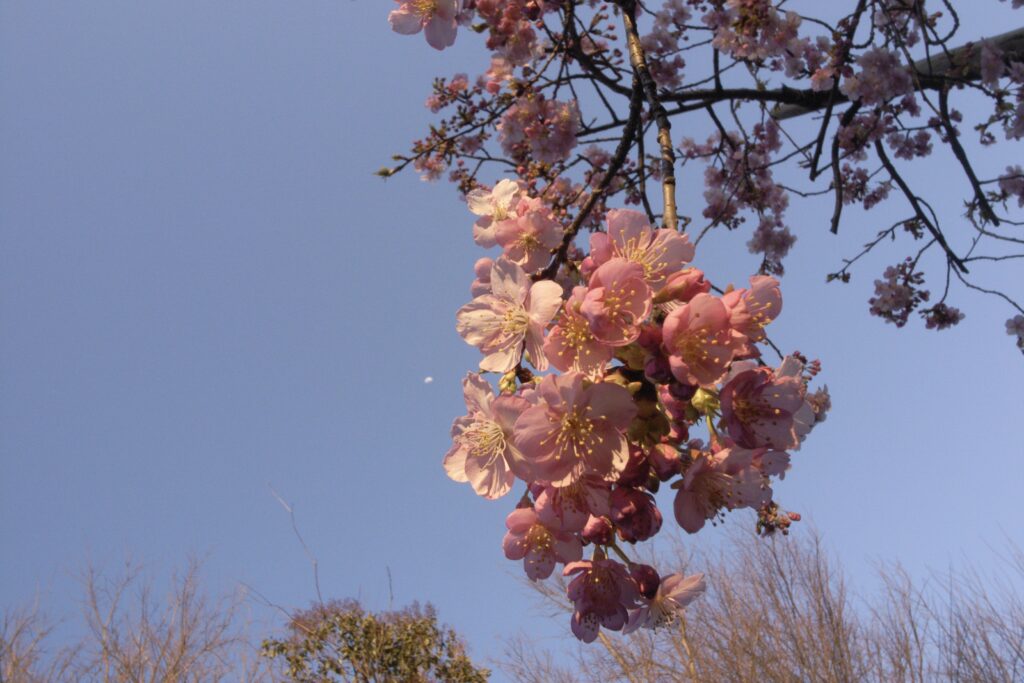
[543,286,617,378]
[625,572,706,633]
[720,366,805,450]
[444,373,531,500]
[466,179,522,247]
[512,372,636,487]
[662,293,743,387]
[388,0,460,51]
[503,507,583,580]
[455,258,563,372]
[580,258,653,346]
[564,558,641,643]
[585,210,695,290]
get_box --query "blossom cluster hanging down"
[381,0,850,644]
[445,183,829,642]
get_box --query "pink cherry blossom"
[587,209,695,289]
[580,258,653,346]
[543,286,616,378]
[706,0,803,62]
[534,484,590,533]
[625,572,706,632]
[466,179,522,248]
[494,200,562,273]
[720,366,805,450]
[503,507,583,580]
[444,373,531,499]
[456,258,563,373]
[581,514,614,545]
[981,39,1006,88]
[722,275,782,345]
[649,443,683,481]
[512,373,636,487]
[672,448,771,533]
[662,293,742,387]
[564,558,641,642]
[388,0,460,51]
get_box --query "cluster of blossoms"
[681,120,795,274]
[840,47,914,106]
[868,258,930,328]
[704,0,803,63]
[387,0,1024,641]
[499,95,581,164]
[446,185,829,642]
[640,0,691,88]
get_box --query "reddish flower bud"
[629,563,661,600]
[581,515,614,546]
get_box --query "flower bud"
[616,445,651,487]
[582,515,614,546]
[649,443,682,481]
[644,355,674,384]
[691,388,720,415]
[654,268,710,304]
[667,381,698,402]
[629,563,661,600]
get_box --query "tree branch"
[620,0,678,230]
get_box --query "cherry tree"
[384,0,1023,644]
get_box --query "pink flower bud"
[649,443,682,481]
[655,268,710,303]
[582,515,614,545]
[629,563,661,600]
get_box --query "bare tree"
[504,530,1024,682]
[1,559,270,683]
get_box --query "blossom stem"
[619,0,678,231]
[607,541,633,566]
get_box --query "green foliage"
[261,599,489,683]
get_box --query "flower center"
[560,313,593,354]
[618,236,668,281]
[730,396,776,425]
[412,0,437,19]
[555,408,596,458]
[526,524,553,552]
[502,306,530,337]
[675,327,715,366]
[463,419,507,465]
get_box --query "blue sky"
[1,1,1022,678]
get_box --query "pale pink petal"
[479,345,521,373]
[488,258,528,303]
[586,382,637,431]
[524,321,549,372]
[424,17,457,50]
[674,490,707,534]
[505,507,537,532]
[524,547,556,580]
[527,280,564,324]
[388,7,423,35]
[455,298,505,347]
[465,453,514,499]
[466,189,493,216]
[503,531,529,560]
[442,444,469,482]
[554,535,584,563]
[472,218,499,248]
[606,208,649,244]
[461,373,493,414]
